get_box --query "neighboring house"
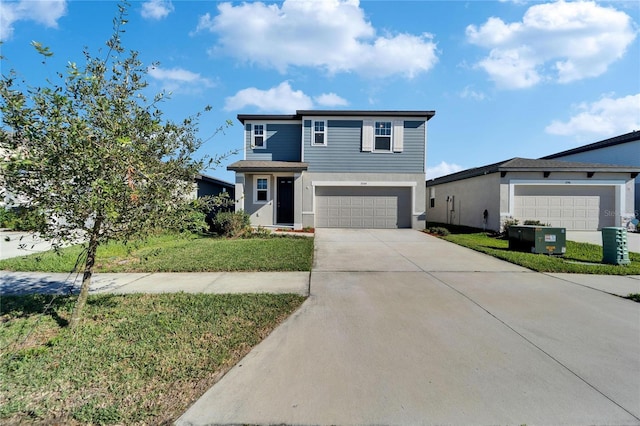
[193,174,235,199]
[541,130,640,218]
[426,157,639,232]
[227,110,435,230]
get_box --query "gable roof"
[542,130,640,159]
[237,109,436,124]
[427,157,640,186]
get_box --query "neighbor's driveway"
[177,229,640,425]
[0,231,57,260]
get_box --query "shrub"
[165,200,209,234]
[427,226,450,236]
[245,226,273,238]
[500,217,519,239]
[523,219,551,226]
[0,207,46,231]
[211,210,250,237]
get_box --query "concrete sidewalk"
[177,229,640,426]
[1,271,310,296]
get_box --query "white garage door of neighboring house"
[315,187,411,229]
[514,185,615,230]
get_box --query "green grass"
[0,233,314,273]
[627,293,640,302]
[0,292,306,425]
[441,232,640,275]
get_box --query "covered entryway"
[514,185,616,230]
[315,186,411,228]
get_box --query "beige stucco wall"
[427,170,636,231]
[426,173,501,231]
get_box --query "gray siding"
[303,120,425,173]
[245,123,302,161]
[547,140,640,216]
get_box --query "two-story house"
[227,110,435,230]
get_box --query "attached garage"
[514,185,616,230]
[426,157,639,232]
[315,186,412,228]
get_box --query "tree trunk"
[69,218,102,330]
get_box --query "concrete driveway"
[567,230,640,253]
[177,229,640,425]
[0,231,57,260]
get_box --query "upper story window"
[362,120,404,153]
[252,124,266,149]
[313,120,326,146]
[374,121,392,151]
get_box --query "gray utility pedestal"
[508,226,566,255]
[601,227,630,265]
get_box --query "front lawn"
[442,232,640,275]
[0,292,305,425]
[0,233,314,272]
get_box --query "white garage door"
[315,187,411,228]
[514,185,615,230]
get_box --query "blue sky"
[1,0,638,184]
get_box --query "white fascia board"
[508,179,628,186]
[301,115,421,122]
[243,119,302,125]
[311,181,417,187]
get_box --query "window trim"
[252,123,266,150]
[254,175,270,204]
[373,121,393,152]
[312,120,326,146]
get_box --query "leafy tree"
[0,4,232,329]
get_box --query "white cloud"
[545,93,640,137]
[224,82,314,113]
[195,0,438,78]
[427,161,464,180]
[147,66,214,94]
[314,93,349,107]
[0,0,67,40]
[141,0,174,20]
[466,1,637,89]
[459,86,487,101]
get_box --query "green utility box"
[508,225,566,255]
[601,227,630,265]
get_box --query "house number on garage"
[360,182,367,185]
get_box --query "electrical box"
[601,227,630,265]
[508,226,566,255]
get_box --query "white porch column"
[293,172,303,230]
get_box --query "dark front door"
[277,177,294,224]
